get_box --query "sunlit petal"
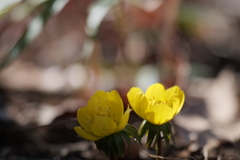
[145,83,166,102]
[134,93,149,120]
[146,103,174,125]
[114,107,131,132]
[176,90,185,114]
[166,86,185,114]
[74,126,101,141]
[127,87,143,108]
[91,116,117,137]
[166,86,178,101]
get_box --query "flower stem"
[156,138,162,160]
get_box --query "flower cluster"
[74,83,185,158]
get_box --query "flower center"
[88,106,117,124]
[149,96,167,105]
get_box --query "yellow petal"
[134,93,149,120]
[74,126,102,141]
[165,86,178,110]
[114,107,131,133]
[87,90,124,124]
[166,86,185,114]
[88,90,108,110]
[91,116,117,137]
[146,103,174,125]
[145,83,166,102]
[77,107,93,132]
[106,90,123,124]
[127,87,143,108]
[166,86,176,98]
[176,89,185,114]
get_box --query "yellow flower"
[74,90,131,141]
[127,83,185,125]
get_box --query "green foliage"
[94,124,140,159]
[161,123,171,146]
[139,120,150,138]
[95,135,111,158]
[113,132,125,157]
[119,131,131,150]
[122,124,141,143]
[139,121,174,148]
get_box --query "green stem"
[156,137,162,160]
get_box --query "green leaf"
[146,123,160,148]
[109,134,121,157]
[123,124,141,143]
[95,137,111,158]
[166,122,175,143]
[146,126,156,148]
[161,124,171,146]
[113,133,125,157]
[139,120,151,138]
[153,125,161,148]
[119,131,131,150]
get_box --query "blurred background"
[1,0,240,159]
